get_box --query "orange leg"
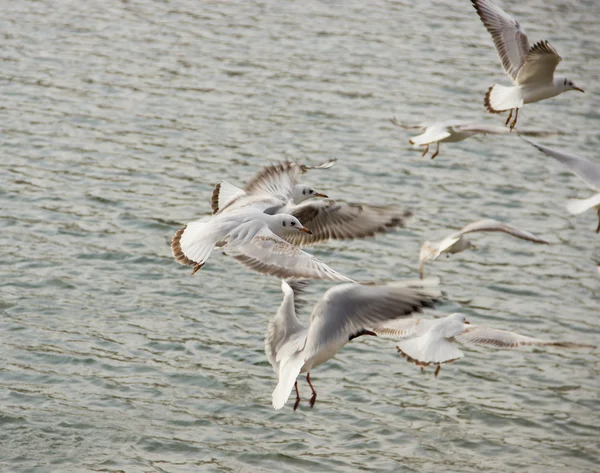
[431,142,440,159]
[293,381,301,411]
[421,144,429,158]
[510,108,519,131]
[306,373,317,408]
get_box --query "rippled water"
[1,0,599,471]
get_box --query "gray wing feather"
[286,200,411,246]
[516,41,562,85]
[454,326,592,349]
[457,219,549,244]
[303,279,442,360]
[227,229,354,282]
[472,0,530,82]
[522,138,600,191]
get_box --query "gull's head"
[277,215,312,235]
[448,313,469,325]
[292,184,328,204]
[557,76,584,93]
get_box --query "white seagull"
[472,0,583,130]
[521,138,600,233]
[391,117,554,159]
[212,161,411,246]
[171,208,353,281]
[419,219,549,278]
[211,159,336,215]
[374,312,592,376]
[266,278,442,410]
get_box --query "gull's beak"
[573,86,585,93]
[315,193,328,198]
[299,226,312,234]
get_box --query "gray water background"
[1,0,599,471]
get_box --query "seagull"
[521,138,600,233]
[171,208,353,282]
[212,161,411,246]
[472,0,583,130]
[211,159,336,215]
[374,313,593,376]
[266,278,442,410]
[390,117,555,159]
[419,219,549,278]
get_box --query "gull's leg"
[505,109,513,127]
[421,144,429,158]
[293,381,301,411]
[435,365,441,377]
[510,108,519,132]
[596,208,600,233]
[306,373,317,408]
[431,142,440,160]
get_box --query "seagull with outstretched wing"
[418,218,549,278]
[472,0,583,130]
[374,313,593,377]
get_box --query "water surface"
[1,1,599,472]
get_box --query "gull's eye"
[282,221,286,227]
[290,221,295,226]
[309,189,314,194]
[302,189,306,195]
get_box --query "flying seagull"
[266,278,441,410]
[419,218,549,278]
[391,117,554,159]
[375,313,593,376]
[472,0,583,130]
[212,161,411,246]
[171,208,353,282]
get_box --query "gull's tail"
[485,84,523,113]
[272,353,305,410]
[566,193,600,215]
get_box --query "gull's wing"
[226,228,354,282]
[453,124,555,137]
[265,280,308,373]
[211,181,248,215]
[298,158,337,172]
[284,199,410,246]
[515,41,562,85]
[390,116,428,131]
[522,138,600,191]
[373,317,439,339]
[243,159,336,201]
[457,219,549,244]
[472,0,530,82]
[454,325,593,349]
[301,278,442,361]
[243,162,301,201]
[454,123,510,135]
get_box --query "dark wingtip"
[210,182,221,215]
